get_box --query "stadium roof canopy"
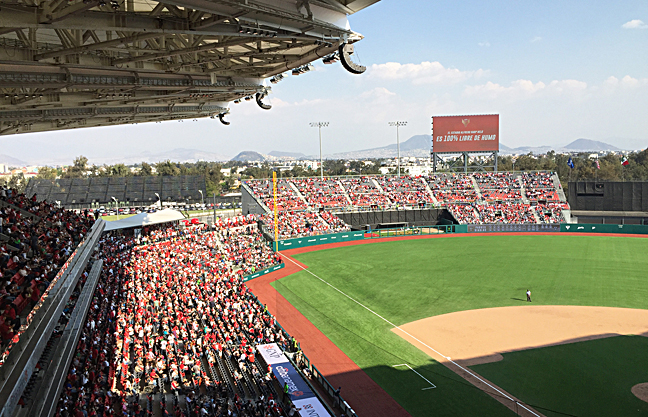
[102,208,185,230]
[0,0,379,135]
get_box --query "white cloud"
[530,36,542,43]
[603,75,648,89]
[360,87,396,100]
[368,61,486,85]
[622,19,648,29]
[463,78,589,100]
[478,41,491,47]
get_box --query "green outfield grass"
[272,235,648,417]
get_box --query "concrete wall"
[335,208,451,229]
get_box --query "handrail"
[0,199,42,222]
[0,220,104,416]
[30,259,104,417]
[248,291,357,416]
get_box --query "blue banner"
[272,362,315,402]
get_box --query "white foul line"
[392,364,436,390]
[281,254,541,417]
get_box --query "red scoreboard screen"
[432,114,499,153]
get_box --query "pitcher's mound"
[632,383,648,403]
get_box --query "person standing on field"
[526,289,531,302]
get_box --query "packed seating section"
[259,210,350,240]
[56,219,301,417]
[246,172,567,234]
[292,178,349,208]
[338,177,391,207]
[376,176,433,205]
[0,186,93,360]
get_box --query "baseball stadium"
[0,1,647,417]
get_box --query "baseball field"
[261,234,648,417]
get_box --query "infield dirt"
[393,305,648,416]
[394,305,648,366]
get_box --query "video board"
[432,114,499,153]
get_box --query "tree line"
[4,148,647,196]
[34,157,228,195]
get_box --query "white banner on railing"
[293,397,332,417]
[256,343,289,365]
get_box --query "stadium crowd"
[0,185,93,357]
[246,171,567,231]
[338,177,391,207]
[260,210,349,240]
[292,178,349,208]
[376,176,433,205]
[246,180,306,212]
[56,218,295,417]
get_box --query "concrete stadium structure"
[0,0,377,135]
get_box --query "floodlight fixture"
[310,122,329,179]
[389,121,407,176]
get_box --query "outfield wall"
[561,223,648,234]
[335,208,451,229]
[277,231,365,250]
[243,263,285,281]
[271,222,648,253]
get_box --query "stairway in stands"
[289,180,310,207]
[420,177,439,205]
[371,178,393,205]
[470,176,483,200]
[336,179,353,205]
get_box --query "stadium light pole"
[310,122,329,179]
[111,196,119,220]
[198,189,204,215]
[389,121,407,176]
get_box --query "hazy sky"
[3,0,648,164]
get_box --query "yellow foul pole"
[273,171,278,251]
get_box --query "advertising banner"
[561,223,648,234]
[277,231,364,251]
[432,114,499,153]
[256,343,289,365]
[271,363,315,401]
[243,263,285,282]
[467,223,560,233]
[293,397,332,417]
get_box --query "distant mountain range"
[80,148,229,166]
[231,151,268,162]
[231,150,308,162]
[0,154,29,167]
[229,136,627,162]
[563,139,621,151]
[268,151,307,159]
[0,137,639,167]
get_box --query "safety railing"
[248,291,353,416]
